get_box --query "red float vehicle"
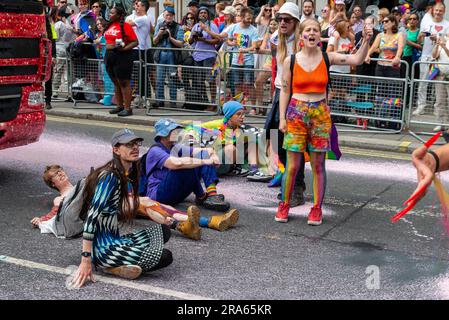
[0,0,53,150]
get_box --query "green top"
[403,29,420,57]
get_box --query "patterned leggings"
[94,225,172,272]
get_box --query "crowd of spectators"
[47,0,449,127]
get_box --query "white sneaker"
[412,107,425,116]
[434,125,443,132]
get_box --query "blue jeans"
[156,51,176,101]
[155,150,219,205]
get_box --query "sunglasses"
[186,17,194,20]
[50,169,64,179]
[264,8,271,11]
[409,17,417,20]
[122,140,142,148]
[276,16,294,23]
[92,5,100,8]
[383,20,389,23]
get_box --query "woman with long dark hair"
[104,6,139,117]
[70,129,172,288]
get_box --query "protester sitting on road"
[196,100,274,181]
[30,165,74,233]
[145,118,231,212]
[104,6,139,117]
[138,198,239,240]
[70,128,172,288]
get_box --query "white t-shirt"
[270,30,295,89]
[130,14,152,49]
[420,17,449,57]
[329,36,351,74]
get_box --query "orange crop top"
[292,57,328,94]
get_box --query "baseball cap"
[334,0,345,5]
[154,118,184,141]
[111,128,143,147]
[223,6,237,16]
[276,2,300,21]
[187,1,199,7]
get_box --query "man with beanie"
[145,118,231,212]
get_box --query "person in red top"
[104,6,139,117]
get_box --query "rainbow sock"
[206,184,217,197]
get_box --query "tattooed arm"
[279,56,292,133]
[329,31,374,66]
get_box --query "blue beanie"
[223,101,244,122]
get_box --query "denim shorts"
[231,65,255,84]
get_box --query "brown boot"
[207,208,239,231]
[176,205,201,240]
[103,265,142,280]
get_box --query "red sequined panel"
[0,13,46,38]
[0,84,46,150]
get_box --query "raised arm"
[329,28,373,66]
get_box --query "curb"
[46,109,419,155]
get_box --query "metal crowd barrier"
[143,47,222,116]
[408,60,449,143]
[53,44,423,136]
[52,56,71,100]
[328,58,409,133]
[69,56,140,109]
[222,50,273,123]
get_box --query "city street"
[1,116,449,300]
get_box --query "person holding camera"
[188,7,220,110]
[413,1,449,116]
[153,6,184,108]
[104,6,139,117]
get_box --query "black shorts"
[105,49,134,81]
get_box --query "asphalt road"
[1,116,449,300]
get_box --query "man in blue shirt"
[146,118,231,212]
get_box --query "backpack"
[53,179,87,239]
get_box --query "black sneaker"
[117,109,133,117]
[198,194,230,212]
[247,169,274,182]
[227,165,251,177]
[45,102,52,110]
[109,107,124,114]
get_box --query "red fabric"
[40,205,59,222]
[292,57,328,94]
[213,15,225,28]
[104,22,137,45]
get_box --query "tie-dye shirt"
[226,23,259,66]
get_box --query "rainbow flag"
[428,64,440,80]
